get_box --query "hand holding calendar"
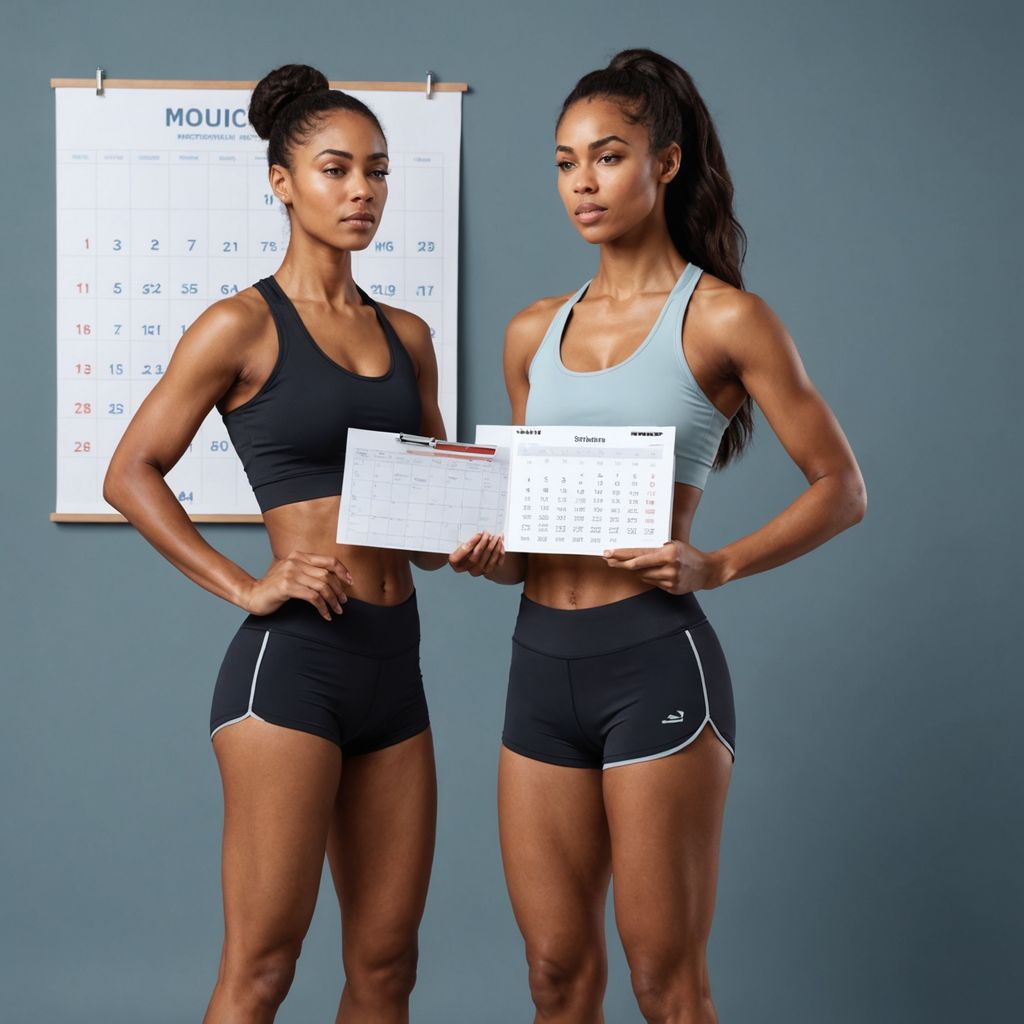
[337,425,676,555]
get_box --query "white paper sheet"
[501,425,676,555]
[337,429,508,553]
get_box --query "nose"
[349,172,375,203]
[572,170,597,195]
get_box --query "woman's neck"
[273,231,360,306]
[590,217,686,300]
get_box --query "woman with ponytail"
[104,64,451,1022]
[466,49,866,1022]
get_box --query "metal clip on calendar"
[95,68,105,95]
[425,71,434,99]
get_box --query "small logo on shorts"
[661,710,686,724]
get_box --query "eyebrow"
[314,148,389,161]
[555,135,631,155]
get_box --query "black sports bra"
[223,276,422,513]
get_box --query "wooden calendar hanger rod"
[51,77,469,94]
[50,513,265,524]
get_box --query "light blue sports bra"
[525,262,731,490]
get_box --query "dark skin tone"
[453,97,866,1023]
[105,108,451,1024]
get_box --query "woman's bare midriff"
[522,481,703,609]
[263,494,415,605]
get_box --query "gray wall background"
[2,0,1020,1020]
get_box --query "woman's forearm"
[707,468,866,589]
[104,460,257,607]
[485,551,528,585]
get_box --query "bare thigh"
[212,717,342,964]
[498,747,611,1022]
[604,727,733,999]
[326,730,437,992]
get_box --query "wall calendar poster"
[52,80,462,519]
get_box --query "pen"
[398,434,497,456]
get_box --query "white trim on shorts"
[602,628,735,769]
[210,631,269,739]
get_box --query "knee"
[346,941,419,1007]
[223,943,301,1011]
[526,947,604,1017]
[629,955,712,1024]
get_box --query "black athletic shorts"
[210,590,429,753]
[503,588,735,770]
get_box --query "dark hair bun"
[249,64,330,140]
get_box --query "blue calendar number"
[142,324,161,336]
[374,240,395,253]
[181,283,198,295]
[210,440,230,452]
[113,282,123,294]
[109,362,124,375]
[150,239,160,252]
[370,284,397,297]
[415,285,434,297]
[177,490,194,504]
[108,402,125,415]
[260,241,278,253]
[141,364,165,376]
[141,283,162,295]
[416,241,436,253]
[222,241,239,253]
[219,284,240,295]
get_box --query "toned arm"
[704,290,867,586]
[103,296,265,606]
[479,297,569,585]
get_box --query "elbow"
[101,463,124,511]
[103,453,153,514]
[842,468,867,528]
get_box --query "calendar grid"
[339,433,508,553]
[506,427,676,555]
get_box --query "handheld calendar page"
[494,425,677,556]
[53,80,463,519]
[337,430,509,553]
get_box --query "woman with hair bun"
[473,48,867,1022]
[104,64,452,1022]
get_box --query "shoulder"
[504,292,573,367]
[377,302,435,370]
[507,292,571,342]
[171,287,271,369]
[198,286,269,333]
[691,272,789,370]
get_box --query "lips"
[343,213,375,225]
[575,203,607,224]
